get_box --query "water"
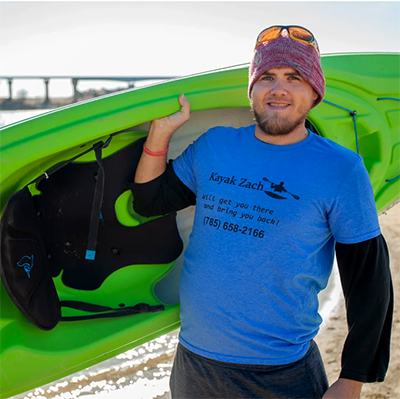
[0,109,49,128]
[1,109,341,399]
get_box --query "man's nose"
[271,79,287,96]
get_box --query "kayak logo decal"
[17,255,34,278]
[262,177,300,200]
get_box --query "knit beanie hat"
[248,31,325,107]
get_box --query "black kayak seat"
[34,136,183,290]
[0,135,183,330]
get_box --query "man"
[132,26,392,399]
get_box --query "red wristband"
[143,143,169,156]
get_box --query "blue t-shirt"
[172,125,380,365]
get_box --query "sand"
[315,203,400,398]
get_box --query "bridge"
[0,75,177,104]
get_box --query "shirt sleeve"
[336,234,393,383]
[171,141,198,194]
[130,161,196,217]
[329,158,381,244]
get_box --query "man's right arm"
[132,94,195,217]
[134,94,191,184]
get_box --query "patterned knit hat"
[248,31,325,107]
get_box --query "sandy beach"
[315,203,400,398]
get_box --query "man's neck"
[254,124,309,145]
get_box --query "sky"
[0,0,400,98]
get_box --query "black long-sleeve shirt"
[130,161,393,383]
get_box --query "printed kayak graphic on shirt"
[208,172,300,201]
[262,177,300,200]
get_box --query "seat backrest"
[34,137,183,290]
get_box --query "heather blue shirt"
[172,125,380,365]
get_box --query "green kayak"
[0,53,399,398]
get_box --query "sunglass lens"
[258,26,282,43]
[289,27,314,42]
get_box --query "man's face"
[250,67,318,137]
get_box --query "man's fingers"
[179,93,190,108]
[179,94,191,120]
[150,94,191,134]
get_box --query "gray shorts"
[170,341,329,399]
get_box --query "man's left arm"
[323,234,393,398]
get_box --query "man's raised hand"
[135,94,191,184]
[149,94,191,139]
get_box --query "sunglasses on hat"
[255,25,320,56]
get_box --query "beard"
[251,102,312,137]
